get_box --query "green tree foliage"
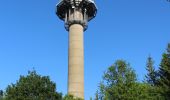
[134,83,153,99]
[0,90,3,100]
[4,70,62,100]
[90,97,92,100]
[98,60,139,100]
[145,56,157,85]
[94,90,99,100]
[144,56,164,99]
[98,82,105,100]
[63,94,83,100]
[158,43,170,99]
[96,60,160,100]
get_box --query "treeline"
[0,70,82,100]
[0,43,169,100]
[94,43,170,100]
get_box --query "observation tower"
[56,0,97,98]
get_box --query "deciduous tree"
[63,94,83,100]
[5,70,62,100]
[98,60,138,99]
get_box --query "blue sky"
[0,0,170,99]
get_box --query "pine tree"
[0,90,3,100]
[158,43,170,99]
[90,97,92,100]
[94,90,99,100]
[145,56,157,85]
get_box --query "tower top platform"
[56,0,97,31]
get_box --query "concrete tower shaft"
[56,0,97,99]
[68,24,84,98]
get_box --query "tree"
[94,90,99,100]
[63,94,83,100]
[145,56,157,85]
[158,43,170,99]
[98,60,139,100]
[97,60,162,100]
[144,56,164,99]
[4,70,62,100]
[90,97,92,100]
[97,82,106,100]
[0,90,3,100]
